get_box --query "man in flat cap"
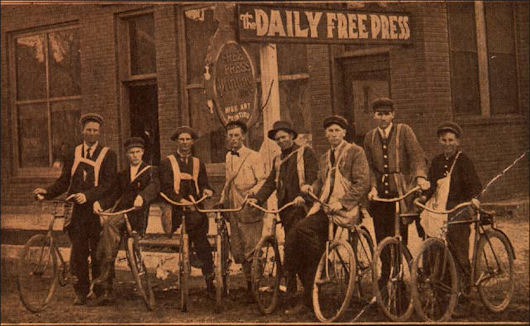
[218,120,266,302]
[159,126,215,298]
[90,137,160,305]
[422,121,481,317]
[363,97,430,291]
[33,113,117,305]
[285,115,370,314]
[249,120,319,304]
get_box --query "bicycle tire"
[372,237,414,321]
[312,240,356,322]
[349,227,374,303]
[251,236,282,315]
[214,232,223,313]
[127,237,155,311]
[179,232,190,312]
[411,237,458,322]
[220,227,230,298]
[475,229,515,312]
[17,234,58,313]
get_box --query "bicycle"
[370,186,422,321]
[160,192,208,312]
[190,195,246,313]
[411,198,515,321]
[17,196,77,312]
[246,199,296,315]
[91,206,155,311]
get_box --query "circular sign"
[211,41,258,127]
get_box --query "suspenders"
[70,144,109,187]
[274,145,306,190]
[167,154,200,195]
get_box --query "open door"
[129,84,160,166]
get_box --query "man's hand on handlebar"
[247,198,258,206]
[367,187,378,201]
[417,177,431,191]
[300,184,313,195]
[133,195,144,208]
[293,196,305,207]
[33,188,47,200]
[471,198,481,209]
[324,201,343,214]
[202,189,213,198]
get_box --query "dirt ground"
[1,216,528,324]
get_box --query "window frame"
[9,23,81,178]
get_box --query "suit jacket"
[363,123,427,196]
[312,141,370,211]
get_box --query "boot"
[205,274,215,300]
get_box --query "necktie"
[330,149,335,167]
[229,150,239,157]
[85,147,91,159]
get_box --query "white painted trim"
[474,1,491,117]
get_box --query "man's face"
[177,132,194,152]
[126,147,144,166]
[438,131,460,156]
[226,127,245,150]
[325,124,346,147]
[274,130,294,151]
[374,110,395,129]
[82,121,101,145]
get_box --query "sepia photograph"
[1,1,528,324]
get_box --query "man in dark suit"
[92,137,160,305]
[33,113,117,305]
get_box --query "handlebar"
[413,198,489,215]
[96,207,138,216]
[160,192,207,206]
[247,200,296,214]
[307,191,330,208]
[371,186,421,203]
[190,194,248,213]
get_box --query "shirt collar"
[378,123,393,138]
[83,141,98,152]
[177,150,191,159]
[281,143,297,156]
[330,140,346,152]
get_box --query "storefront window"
[128,14,156,76]
[13,26,81,169]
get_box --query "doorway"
[129,84,160,166]
[339,54,390,145]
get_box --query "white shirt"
[130,164,141,182]
[83,141,98,159]
[378,122,393,139]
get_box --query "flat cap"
[226,120,248,133]
[171,126,198,141]
[323,115,348,130]
[371,97,395,112]
[124,137,145,150]
[437,121,463,138]
[80,113,104,126]
[267,120,298,140]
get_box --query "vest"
[167,154,200,195]
[371,123,404,196]
[70,144,109,187]
[273,145,306,190]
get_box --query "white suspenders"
[167,154,200,195]
[71,144,109,187]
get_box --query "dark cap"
[267,120,298,140]
[323,115,348,130]
[371,97,395,112]
[437,121,463,138]
[124,137,145,150]
[226,120,248,133]
[79,113,104,126]
[171,126,198,141]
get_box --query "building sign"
[209,41,258,127]
[237,4,412,44]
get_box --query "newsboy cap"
[323,115,348,130]
[226,120,248,133]
[171,126,199,141]
[79,113,104,126]
[267,120,298,140]
[437,121,463,138]
[371,97,395,112]
[124,137,145,150]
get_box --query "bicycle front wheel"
[475,229,515,312]
[411,238,458,322]
[214,227,230,313]
[17,234,58,313]
[372,237,414,321]
[179,232,190,312]
[251,236,282,315]
[127,237,155,311]
[349,227,374,303]
[312,240,356,322]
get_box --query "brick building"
[1,2,528,207]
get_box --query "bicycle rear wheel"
[17,234,58,312]
[372,237,414,321]
[475,229,515,312]
[179,232,190,312]
[312,240,356,322]
[127,237,155,311]
[349,227,374,303]
[251,236,282,315]
[411,238,458,322]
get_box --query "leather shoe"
[285,302,311,315]
[73,294,87,306]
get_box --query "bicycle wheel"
[411,238,458,322]
[251,236,281,314]
[17,234,58,313]
[349,227,374,303]
[126,237,155,311]
[179,232,190,312]
[475,229,515,312]
[312,240,356,322]
[214,230,227,313]
[372,237,414,321]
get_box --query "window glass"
[129,14,156,75]
[18,103,49,167]
[51,100,81,165]
[49,29,81,97]
[447,2,477,52]
[16,34,47,100]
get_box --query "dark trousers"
[280,206,307,293]
[67,205,102,297]
[284,209,328,305]
[447,209,472,294]
[370,201,409,282]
